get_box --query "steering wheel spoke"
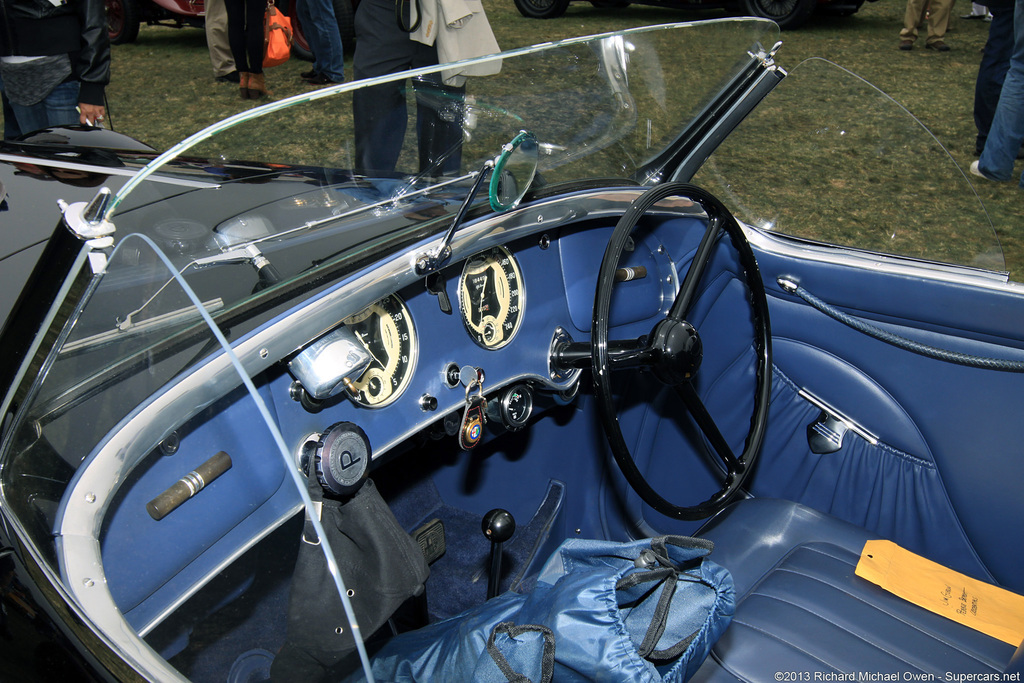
[669,214,723,321]
[674,382,742,476]
[591,183,772,521]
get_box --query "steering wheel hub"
[650,318,703,385]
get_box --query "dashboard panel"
[69,189,709,644]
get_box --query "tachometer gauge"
[458,246,524,349]
[342,294,416,407]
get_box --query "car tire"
[288,0,355,61]
[106,0,141,44]
[514,0,570,19]
[740,0,815,29]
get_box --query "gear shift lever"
[482,508,516,600]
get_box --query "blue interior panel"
[753,240,1024,593]
[100,384,299,629]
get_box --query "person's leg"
[5,83,76,135]
[978,0,1024,183]
[244,0,266,75]
[925,0,954,45]
[295,0,321,75]
[900,0,926,43]
[352,0,416,173]
[412,72,464,176]
[205,0,236,78]
[225,0,250,71]
[303,0,345,82]
[974,4,1014,152]
[0,75,22,139]
[40,80,81,127]
[354,81,408,174]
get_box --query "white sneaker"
[970,160,991,180]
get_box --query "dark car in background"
[104,0,355,58]
[0,18,1021,683]
[513,0,871,29]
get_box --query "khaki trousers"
[899,0,955,44]
[205,0,235,77]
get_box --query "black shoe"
[300,69,318,80]
[215,71,241,83]
[926,40,951,51]
[303,72,343,85]
[899,39,913,50]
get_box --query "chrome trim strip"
[0,153,220,189]
[746,226,1020,292]
[798,388,878,446]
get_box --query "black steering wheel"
[592,183,772,520]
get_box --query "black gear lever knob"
[482,508,516,543]
[482,508,515,599]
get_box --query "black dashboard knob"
[314,422,370,497]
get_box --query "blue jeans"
[974,4,1015,153]
[0,77,80,138]
[978,0,1024,186]
[297,0,345,82]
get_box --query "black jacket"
[0,0,110,105]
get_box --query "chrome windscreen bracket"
[59,186,116,256]
[748,40,785,71]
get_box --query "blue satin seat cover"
[362,536,735,682]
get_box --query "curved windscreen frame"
[103,18,780,226]
[32,234,375,681]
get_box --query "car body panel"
[0,17,1018,682]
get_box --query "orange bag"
[263,0,293,68]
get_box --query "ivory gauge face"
[342,294,416,407]
[458,246,524,350]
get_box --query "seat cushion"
[692,499,1015,682]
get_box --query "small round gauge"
[458,246,524,349]
[500,384,533,430]
[342,294,416,407]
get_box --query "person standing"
[296,0,345,85]
[351,0,465,176]
[0,0,110,138]
[226,0,270,98]
[206,0,239,83]
[899,0,956,50]
[972,0,1024,187]
[972,0,1015,154]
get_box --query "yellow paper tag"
[856,539,1024,646]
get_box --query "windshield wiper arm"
[414,159,493,275]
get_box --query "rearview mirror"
[489,131,539,212]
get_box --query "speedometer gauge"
[459,246,524,349]
[343,295,416,407]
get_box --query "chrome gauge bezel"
[342,294,417,408]
[458,245,525,350]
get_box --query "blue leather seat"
[692,499,1022,681]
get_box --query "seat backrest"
[1005,639,1024,675]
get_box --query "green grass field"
[12,0,1024,275]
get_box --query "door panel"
[752,238,1024,593]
